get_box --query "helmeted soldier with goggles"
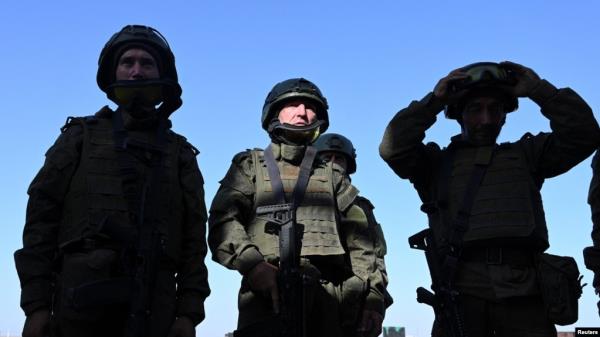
[380,61,600,336]
[15,25,210,337]
[208,78,385,337]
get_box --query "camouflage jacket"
[14,106,210,324]
[379,80,600,298]
[208,142,385,314]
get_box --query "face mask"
[270,121,323,145]
[107,80,164,108]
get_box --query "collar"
[270,142,307,164]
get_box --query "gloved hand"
[22,309,50,337]
[499,61,542,97]
[167,316,196,337]
[433,68,470,104]
[357,309,384,337]
[247,261,280,314]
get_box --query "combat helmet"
[262,78,329,140]
[97,25,182,116]
[314,133,357,174]
[445,62,519,120]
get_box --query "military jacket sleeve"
[336,174,386,315]
[589,150,600,247]
[14,123,84,315]
[355,196,393,310]
[208,151,265,274]
[519,80,600,179]
[175,142,211,325]
[379,92,446,201]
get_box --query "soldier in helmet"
[14,25,210,337]
[208,78,385,337]
[379,61,599,336]
[313,133,394,317]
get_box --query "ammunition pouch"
[57,248,128,320]
[340,275,368,328]
[535,253,583,325]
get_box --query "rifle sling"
[263,144,317,209]
[113,109,167,337]
[440,145,495,281]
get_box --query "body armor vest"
[247,149,345,259]
[59,113,187,264]
[429,142,549,249]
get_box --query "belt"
[460,246,536,266]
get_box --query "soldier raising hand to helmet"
[380,61,600,337]
[14,25,210,337]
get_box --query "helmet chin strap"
[269,120,324,145]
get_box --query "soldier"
[208,78,385,337]
[585,150,600,317]
[313,132,394,314]
[14,25,210,337]
[379,61,599,336]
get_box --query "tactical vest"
[58,114,188,263]
[246,149,346,259]
[429,142,549,249]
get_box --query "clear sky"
[1,1,599,336]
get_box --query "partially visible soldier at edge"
[586,150,600,317]
[313,132,394,316]
[379,61,600,336]
[14,25,210,337]
[208,78,385,337]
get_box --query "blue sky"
[1,1,599,336]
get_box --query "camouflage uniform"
[14,25,210,337]
[208,79,384,337]
[313,133,393,313]
[380,78,599,336]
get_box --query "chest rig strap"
[443,145,495,279]
[258,144,318,228]
[112,109,169,337]
[258,144,317,337]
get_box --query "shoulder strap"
[291,146,317,208]
[438,146,496,284]
[447,145,495,251]
[263,144,318,207]
[264,144,286,204]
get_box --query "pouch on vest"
[340,275,367,328]
[57,249,127,320]
[535,252,584,325]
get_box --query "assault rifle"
[409,228,468,337]
[256,203,305,337]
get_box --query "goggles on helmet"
[449,62,515,93]
[445,62,518,119]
